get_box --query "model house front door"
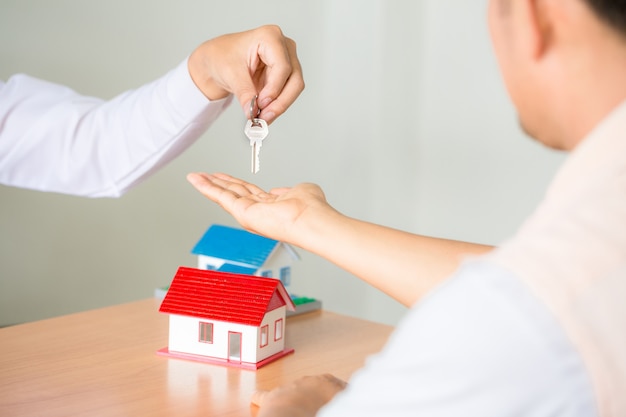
[228,332,242,363]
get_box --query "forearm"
[296,208,493,306]
[186,173,493,306]
[0,59,230,197]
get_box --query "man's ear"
[516,0,552,60]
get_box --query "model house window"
[199,322,214,343]
[205,264,216,270]
[260,325,269,347]
[280,267,291,286]
[274,319,283,341]
[261,270,272,277]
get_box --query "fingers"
[186,172,272,204]
[269,186,292,196]
[189,25,304,125]
[256,36,305,124]
[250,374,348,415]
[186,172,242,212]
[235,25,304,125]
[319,373,348,391]
[209,173,270,198]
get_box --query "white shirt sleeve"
[318,260,599,417]
[0,58,233,197]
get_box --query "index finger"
[257,37,305,124]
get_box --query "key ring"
[249,95,262,127]
[249,95,257,121]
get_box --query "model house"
[158,266,296,369]
[191,224,300,289]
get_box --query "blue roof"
[217,264,257,274]
[191,224,280,268]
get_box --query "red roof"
[159,267,296,326]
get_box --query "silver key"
[244,118,268,173]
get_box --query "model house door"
[228,332,242,363]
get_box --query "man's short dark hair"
[583,0,626,35]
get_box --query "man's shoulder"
[334,260,599,416]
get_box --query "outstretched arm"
[187,173,492,307]
[0,25,304,197]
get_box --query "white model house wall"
[196,255,228,271]
[263,245,298,283]
[196,244,297,284]
[255,306,287,360]
[167,306,287,364]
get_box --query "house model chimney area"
[156,224,322,369]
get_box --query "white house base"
[156,347,295,370]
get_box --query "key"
[244,118,269,173]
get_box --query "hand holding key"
[244,96,269,173]
[188,25,304,125]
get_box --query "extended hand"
[188,25,304,124]
[186,172,334,245]
[251,374,348,417]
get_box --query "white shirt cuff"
[164,57,233,122]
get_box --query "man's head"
[487,0,626,150]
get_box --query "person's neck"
[557,31,626,150]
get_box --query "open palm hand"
[187,172,330,245]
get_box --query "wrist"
[295,204,345,256]
[188,42,231,101]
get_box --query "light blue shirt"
[319,260,598,416]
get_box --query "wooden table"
[0,299,393,417]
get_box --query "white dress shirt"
[318,260,598,417]
[320,100,626,417]
[0,59,232,197]
[489,100,626,416]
